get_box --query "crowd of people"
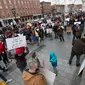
[0,11,85,85]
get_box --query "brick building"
[40,1,51,16]
[68,4,82,12]
[51,4,65,14]
[0,0,41,21]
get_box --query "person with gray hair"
[23,60,47,85]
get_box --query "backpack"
[0,35,4,42]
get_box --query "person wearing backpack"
[49,52,58,76]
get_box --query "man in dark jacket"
[53,24,58,39]
[57,26,65,42]
[69,38,85,67]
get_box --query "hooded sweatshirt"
[50,52,57,67]
[23,70,47,85]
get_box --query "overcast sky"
[40,0,82,5]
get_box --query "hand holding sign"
[6,36,27,51]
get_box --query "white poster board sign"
[6,36,27,50]
[65,18,70,21]
[47,19,52,24]
[78,59,85,75]
[74,22,81,25]
[40,68,56,85]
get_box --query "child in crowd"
[49,52,58,76]
[32,52,42,68]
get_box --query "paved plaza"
[0,32,84,85]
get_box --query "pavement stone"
[0,32,83,85]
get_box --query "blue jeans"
[73,35,76,41]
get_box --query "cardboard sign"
[6,36,27,50]
[74,22,81,25]
[40,68,56,85]
[78,59,85,75]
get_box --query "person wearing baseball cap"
[15,47,29,72]
[10,46,29,73]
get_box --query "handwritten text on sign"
[6,36,27,50]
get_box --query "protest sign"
[65,18,70,21]
[74,22,81,24]
[47,19,52,23]
[40,68,56,85]
[78,59,85,75]
[6,36,27,50]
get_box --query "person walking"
[69,38,85,67]
[23,60,47,85]
[49,52,58,76]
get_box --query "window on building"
[9,0,12,4]
[2,11,5,17]
[5,6,8,9]
[14,0,16,5]
[21,1,24,5]
[17,13,18,16]
[3,0,7,4]
[8,13,10,17]
[18,0,20,7]
[0,5,2,9]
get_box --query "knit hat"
[16,47,25,55]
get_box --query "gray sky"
[40,0,82,5]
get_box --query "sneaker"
[69,61,71,65]
[6,79,12,83]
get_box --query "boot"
[3,67,8,72]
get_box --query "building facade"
[68,4,82,12]
[0,0,41,21]
[41,1,51,16]
[82,0,85,11]
[51,4,65,13]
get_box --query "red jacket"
[0,41,6,54]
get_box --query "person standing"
[32,52,41,67]
[23,60,47,85]
[53,24,58,39]
[75,24,82,39]
[15,47,29,72]
[50,52,58,76]
[10,47,29,72]
[0,41,9,67]
[69,38,85,67]
[57,25,65,42]
[72,25,76,41]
